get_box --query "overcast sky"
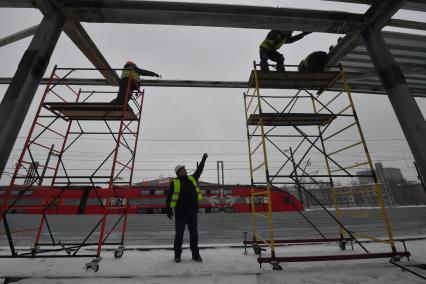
[0,0,425,186]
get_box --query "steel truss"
[243,62,410,269]
[0,66,144,271]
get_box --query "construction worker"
[298,51,328,73]
[111,61,161,105]
[166,153,208,263]
[259,30,311,71]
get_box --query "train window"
[210,190,219,195]
[224,189,233,195]
[63,199,80,205]
[140,190,151,195]
[284,197,293,205]
[224,207,234,213]
[137,208,148,214]
[210,207,221,213]
[153,208,163,214]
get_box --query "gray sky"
[0,1,425,185]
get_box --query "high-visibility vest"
[260,37,288,50]
[170,176,203,208]
[121,66,141,83]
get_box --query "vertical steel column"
[362,27,426,186]
[0,9,65,179]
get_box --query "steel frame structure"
[243,62,410,269]
[0,66,144,271]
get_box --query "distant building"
[357,167,406,185]
[290,183,426,208]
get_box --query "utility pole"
[217,161,224,185]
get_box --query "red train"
[0,183,304,214]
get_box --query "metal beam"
[60,0,364,33]
[63,22,119,86]
[0,77,247,88]
[0,0,34,8]
[362,26,426,192]
[0,25,38,48]
[1,77,425,97]
[388,19,426,31]
[327,0,407,64]
[320,0,426,12]
[0,8,66,179]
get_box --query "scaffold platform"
[248,70,340,89]
[44,102,138,121]
[247,113,336,127]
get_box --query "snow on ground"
[0,239,425,283]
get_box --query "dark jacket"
[166,158,206,215]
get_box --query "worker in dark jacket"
[166,153,208,263]
[298,51,328,73]
[260,30,311,71]
[111,61,161,105]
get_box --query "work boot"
[260,64,269,72]
[174,256,181,263]
[276,64,285,72]
[192,254,203,262]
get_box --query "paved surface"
[1,207,425,247]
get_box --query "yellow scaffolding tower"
[243,61,410,269]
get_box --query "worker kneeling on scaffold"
[111,61,161,105]
[298,51,328,73]
[166,153,208,263]
[259,30,311,71]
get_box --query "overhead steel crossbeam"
[1,0,365,34]
[0,25,39,48]
[320,0,426,12]
[61,1,365,34]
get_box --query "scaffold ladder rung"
[252,162,265,173]
[334,188,375,196]
[323,122,357,141]
[328,141,363,156]
[250,140,263,156]
[330,161,369,173]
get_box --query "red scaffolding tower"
[0,66,144,271]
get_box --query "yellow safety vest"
[121,66,141,83]
[170,176,203,208]
[260,37,288,50]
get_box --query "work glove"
[155,73,161,78]
[202,153,208,161]
[166,207,173,219]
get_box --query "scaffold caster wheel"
[30,246,38,256]
[114,246,124,259]
[339,240,347,251]
[253,246,261,255]
[271,262,283,270]
[85,257,102,272]
[391,255,402,262]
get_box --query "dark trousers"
[174,213,199,257]
[112,78,138,105]
[259,47,285,71]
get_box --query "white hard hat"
[174,165,185,174]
